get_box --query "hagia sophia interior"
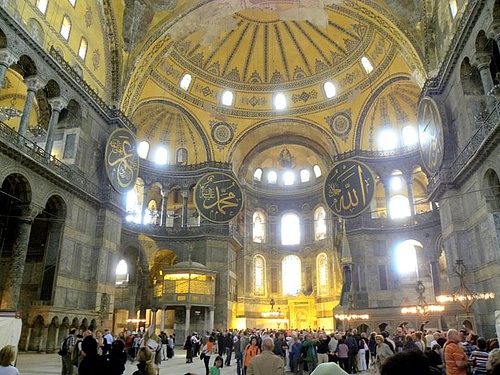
[1,0,500,352]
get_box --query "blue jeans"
[235,351,243,375]
[225,347,232,365]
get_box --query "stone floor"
[16,351,371,374]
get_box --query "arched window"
[36,0,48,14]
[137,141,150,159]
[283,170,295,186]
[154,146,168,165]
[125,188,141,223]
[402,125,418,146]
[253,168,263,182]
[78,37,88,60]
[253,211,266,243]
[176,148,187,164]
[145,200,158,225]
[361,56,374,74]
[314,206,327,241]
[253,255,266,295]
[60,15,71,40]
[282,255,301,296]
[300,169,310,183]
[391,172,403,191]
[267,170,277,184]
[379,128,398,150]
[115,260,129,285]
[323,81,336,98]
[180,74,192,91]
[281,213,300,245]
[274,93,287,110]
[317,253,328,295]
[221,90,234,106]
[449,0,458,18]
[395,240,423,278]
[313,165,322,178]
[390,195,411,219]
[68,0,76,6]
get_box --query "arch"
[16,55,38,77]
[281,212,300,245]
[47,317,58,352]
[253,254,266,296]
[58,99,82,128]
[252,210,266,243]
[460,57,483,95]
[483,168,500,212]
[29,315,45,351]
[314,206,327,241]
[282,255,301,296]
[395,239,424,279]
[316,252,329,296]
[27,18,45,45]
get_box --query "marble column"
[381,177,392,218]
[0,206,36,310]
[18,76,45,136]
[44,97,68,157]
[184,305,191,340]
[208,307,215,333]
[0,49,18,90]
[429,260,441,296]
[181,190,189,228]
[151,308,157,332]
[404,173,416,218]
[473,52,496,110]
[160,190,168,227]
[141,184,150,224]
[160,308,165,332]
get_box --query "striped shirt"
[470,349,488,374]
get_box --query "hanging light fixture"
[401,281,445,317]
[436,260,495,314]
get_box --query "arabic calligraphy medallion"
[417,97,444,176]
[323,159,375,218]
[194,172,244,223]
[105,128,139,193]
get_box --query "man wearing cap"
[61,328,76,375]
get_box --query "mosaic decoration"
[194,172,244,223]
[327,111,352,141]
[302,203,311,213]
[105,128,139,193]
[323,159,375,219]
[85,6,93,28]
[210,121,236,148]
[268,204,278,214]
[291,90,318,103]
[92,49,100,70]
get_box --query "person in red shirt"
[444,329,469,375]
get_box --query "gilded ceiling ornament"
[210,121,236,148]
[85,6,93,28]
[327,112,352,142]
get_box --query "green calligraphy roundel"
[105,128,139,194]
[194,172,244,223]
[323,159,375,218]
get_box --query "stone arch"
[27,18,45,45]
[89,319,97,331]
[58,99,82,128]
[460,57,484,96]
[0,28,7,48]
[356,323,370,334]
[36,194,67,303]
[71,317,79,329]
[483,168,500,212]
[14,55,38,77]
[80,318,88,331]
[47,316,59,352]
[29,315,45,351]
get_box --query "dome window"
[283,170,295,186]
[274,93,287,110]
[361,56,374,74]
[267,170,277,184]
[78,38,88,60]
[221,90,234,106]
[323,81,336,98]
[300,169,310,183]
[68,0,76,6]
[253,168,263,182]
[137,141,150,159]
[60,15,71,40]
[402,125,418,146]
[36,0,48,14]
[449,1,458,18]
[379,129,398,150]
[313,165,322,178]
[154,146,168,165]
[180,74,192,91]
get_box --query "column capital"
[487,20,500,42]
[0,48,18,67]
[24,76,46,92]
[13,204,40,221]
[472,52,492,70]
[48,97,68,112]
[181,190,190,198]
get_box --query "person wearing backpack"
[60,328,76,375]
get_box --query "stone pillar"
[181,190,189,228]
[473,52,496,109]
[184,305,191,340]
[151,308,157,332]
[40,325,49,352]
[404,173,416,218]
[141,184,150,225]
[0,206,36,310]
[381,177,392,218]
[44,97,68,157]
[25,327,32,352]
[160,190,168,227]
[429,260,441,296]
[208,307,215,333]
[18,76,45,136]
[160,308,165,332]
[0,49,18,90]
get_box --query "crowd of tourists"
[180,325,500,375]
